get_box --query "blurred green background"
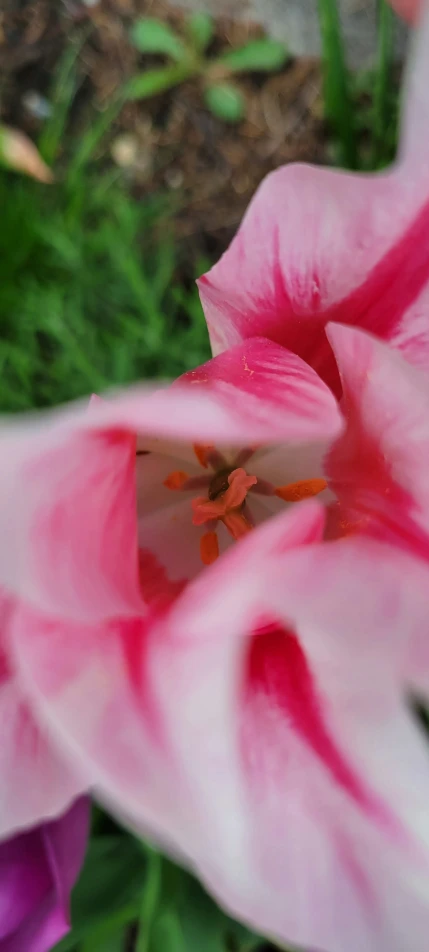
[0,0,400,949]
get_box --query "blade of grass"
[135,849,163,952]
[372,0,394,167]
[38,32,88,165]
[68,88,129,184]
[317,0,358,169]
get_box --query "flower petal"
[151,535,429,952]
[0,598,87,840]
[6,505,324,852]
[42,796,89,910]
[326,324,429,695]
[326,324,429,557]
[0,418,142,623]
[2,904,68,952]
[138,499,203,586]
[0,797,89,952]
[176,336,342,442]
[9,499,429,952]
[0,826,51,937]
[198,5,429,386]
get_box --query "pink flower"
[1,9,429,952]
[1,328,429,952]
[0,797,89,952]
[198,6,429,395]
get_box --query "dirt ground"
[0,0,328,261]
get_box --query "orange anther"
[163,470,189,490]
[275,478,327,503]
[193,443,214,468]
[200,531,219,565]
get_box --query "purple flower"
[0,797,89,952]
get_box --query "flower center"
[162,443,326,567]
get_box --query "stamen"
[206,449,228,471]
[181,475,212,491]
[200,531,219,565]
[163,470,189,490]
[275,478,327,502]
[234,446,257,467]
[193,444,214,468]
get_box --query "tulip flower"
[0,329,429,952]
[0,797,89,952]
[0,4,429,952]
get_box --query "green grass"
[0,33,211,414]
[318,0,399,170]
[317,0,358,169]
[372,0,397,167]
[0,168,211,413]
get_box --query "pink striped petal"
[0,597,87,840]
[6,505,324,847]
[326,323,429,694]
[176,336,342,442]
[8,499,429,952]
[142,535,429,952]
[0,419,142,623]
[326,324,429,560]
[198,3,429,388]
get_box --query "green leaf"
[318,0,358,169]
[217,38,289,73]
[150,912,185,952]
[125,64,192,101]
[52,835,147,951]
[204,83,245,123]
[187,12,214,52]
[130,18,187,61]
[135,857,262,952]
[135,850,162,952]
[79,926,128,952]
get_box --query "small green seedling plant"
[127,12,289,123]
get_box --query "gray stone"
[172,0,407,67]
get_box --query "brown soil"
[0,0,328,263]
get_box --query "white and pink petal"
[0,596,87,840]
[8,502,429,952]
[326,324,429,559]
